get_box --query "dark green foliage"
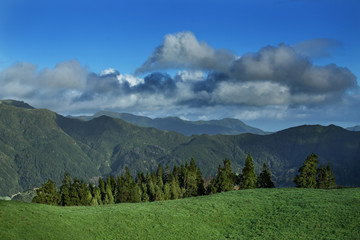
[257,163,275,188]
[239,154,257,189]
[294,153,319,188]
[209,159,236,194]
[294,154,336,189]
[32,180,59,205]
[59,172,71,206]
[317,163,336,189]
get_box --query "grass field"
[1,188,359,239]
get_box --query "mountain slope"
[74,111,266,136]
[1,100,359,196]
[347,125,360,131]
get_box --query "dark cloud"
[293,38,342,59]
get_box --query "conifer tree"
[316,163,336,188]
[326,163,336,188]
[69,178,81,205]
[257,163,275,188]
[196,168,206,196]
[33,179,59,205]
[146,174,156,201]
[316,165,328,189]
[239,154,257,189]
[59,172,71,206]
[209,159,236,193]
[98,177,107,203]
[294,153,318,188]
[140,183,150,202]
[163,182,171,200]
[155,185,164,201]
[129,183,142,203]
[105,180,114,204]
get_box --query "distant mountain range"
[347,125,360,131]
[71,111,268,136]
[1,100,359,196]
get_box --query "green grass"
[1,188,359,240]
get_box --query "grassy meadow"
[0,188,359,239]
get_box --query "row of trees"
[33,154,274,206]
[33,153,336,206]
[294,153,336,188]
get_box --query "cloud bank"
[0,32,358,129]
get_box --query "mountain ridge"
[72,111,267,136]
[1,100,359,196]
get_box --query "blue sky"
[0,0,359,131]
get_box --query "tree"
[239,153,257,189]
[294,153,318,188]
[59,172,71,206]
[316,165,328,189]
[209,159,236,194]
[33,179,59,205]
[317,162,336,188]
[326,163,336,188]
[257,163,275,188]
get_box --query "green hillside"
[1,188,359,239]
[1,100,360,196]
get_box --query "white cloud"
[135,31,236,74]
[117,73,144,87]
[175,70,205,82]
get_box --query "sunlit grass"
[1,188,359,239]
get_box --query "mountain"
[72,111,267,136]
[1,100,360,196]
[347,125,360,131]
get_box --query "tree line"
[33,154,275,206]
[33,153,335,206]
[294,153,336,188]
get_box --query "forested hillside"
[1,100,359,196]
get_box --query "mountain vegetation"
[72,111,267,135]
[1,188,359,239]
[1,100,359,196]
[32,157,275,206]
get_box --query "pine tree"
[33,179,60,205]
[98,177,107,204]
[326,163,336,188]
[316,162,336,188]
[294,153,318,188]
[129,183,142,203]
[163,182,171,200]
[59,172,71,206]
[146,174,156,201]
[316,165,328,188]
[209,159,236,194]
[196,168,206,196]
[257,163,275,188]
[239,153,257,189]
[105,180,114,204]
[67,178,79,205]
[140,183,149,202]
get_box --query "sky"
[0,0,359,131]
